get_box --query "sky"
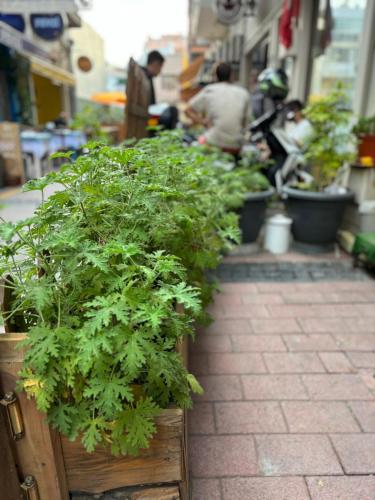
[81,0,189,68]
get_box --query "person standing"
[186,62,250,155]
[142,50,165,105]
[284,99,313,149]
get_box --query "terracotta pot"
[358,134,375,160]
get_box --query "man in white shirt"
[186,63,250,154]
[284,99,313,149]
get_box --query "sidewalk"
[189,272,375,499]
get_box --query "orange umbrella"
[91,91,127,105]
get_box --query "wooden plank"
[125,58,150,140]
[62,408,184,494]
[0,334,69,500]
[0,405,23,500]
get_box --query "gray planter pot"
[239,188,275,243]
[283,186,354,245]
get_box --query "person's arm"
[185,106,210,127]
[186,88,211,127]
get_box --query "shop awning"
[179,56,205,91]
[30,58,75,87]
[0,20,51,61]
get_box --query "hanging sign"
[216,0,242,25]
[30,13,63,40]
[0,14,25,32]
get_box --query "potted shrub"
[283,85,355,246]
[352,115,375,161]
[0,132,240,497]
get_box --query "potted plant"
[283,85,355,247]
[0,132,240,497]
[352,115,375,161]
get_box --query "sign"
[0,1,81,13]
[31,14,63,40]
[0,20,52,61]
[216,0,242,25]
[0,122,25,186]
[77,55,92,72]
[0,14,25,32]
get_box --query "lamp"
[216,0,257,25]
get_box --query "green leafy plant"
[303,84,356,189]
[0,131,245,456]
[238,151,271,193]
[352,115,375,136]
[70,105,109,141]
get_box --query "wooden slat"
[0,334,69,500]
[131,486,180,499]
[62,408,183,494]
[0,406,23,500]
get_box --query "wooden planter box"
[0,333,189,499]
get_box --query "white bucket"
[264,214,292,254]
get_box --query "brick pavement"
[189,280,375,500]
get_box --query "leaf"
[49,150,74,160]
[187,374,204,395]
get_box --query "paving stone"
[213,293,242,305]
[355,304,375,316]
[190,335,232,353]
[299,317,348,334]
[334,334,375,351]
[220,283,258,293]
[215,401,287,433]
[188,403,215,435]
[189,435,258,477]
[281,401,360,432]
[192,479,221,500]
[331,434,375,474]
[219,304,269,319]
[267,304,315,318]
[346,317,375,333]
[283,334,338,351]
[222,477,310,500]
[349,401,375,432]
[251,318,301,334]
[256,434,342,475]
[347,351,375,367]
[283,292,326,304]
[318,352,355,373]
[307,475,375,500]
[231,334,287,352]
[312,304,360,317]
[242,375,308,400]
[241,293,283,304]
[257,283,299,293]
[208,352,266,374]
[264,352,325,373]
[189,353,209,375]
[302,374,373,400]
[194,375,242,401]
[359,369,375,391]
[203,318,252,335]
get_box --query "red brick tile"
[192,479,221,500]
[334,334,375,351]
[208,353,266,374]
[313,304,360,317]
[215,401,287,433]
[190,335,232,353]
[324,291,369,303]
[256,435,342,475]
[256,283,298,293]
[204,319,252,335]
[251,318,301,334]
[356,304,375,316]
[220,283,258,293]
[268,304,315,318]
[213,293,242,306]
[242,293,283,304]
[242,375,308,400]
[307,476,375,500]
[302,374,373,400]
[283,292,325,304]
[359,369,375,391]
[283,334,338,351]
[189,353,209,375]
[331,434,375,474]
[222,477,310,500]
[348,402,375,432]
[299,317,348,334]
[219,304,269,319]
[346,317,375,333]
[333,282,375,292]
[194,375,242,401]
[282,401,360,432]
[231,335,286,352]
[189,435,258,477]
[264,352,325,373]
[188,403,215,435]
[347,351,375,367]
[318,352,355,373]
